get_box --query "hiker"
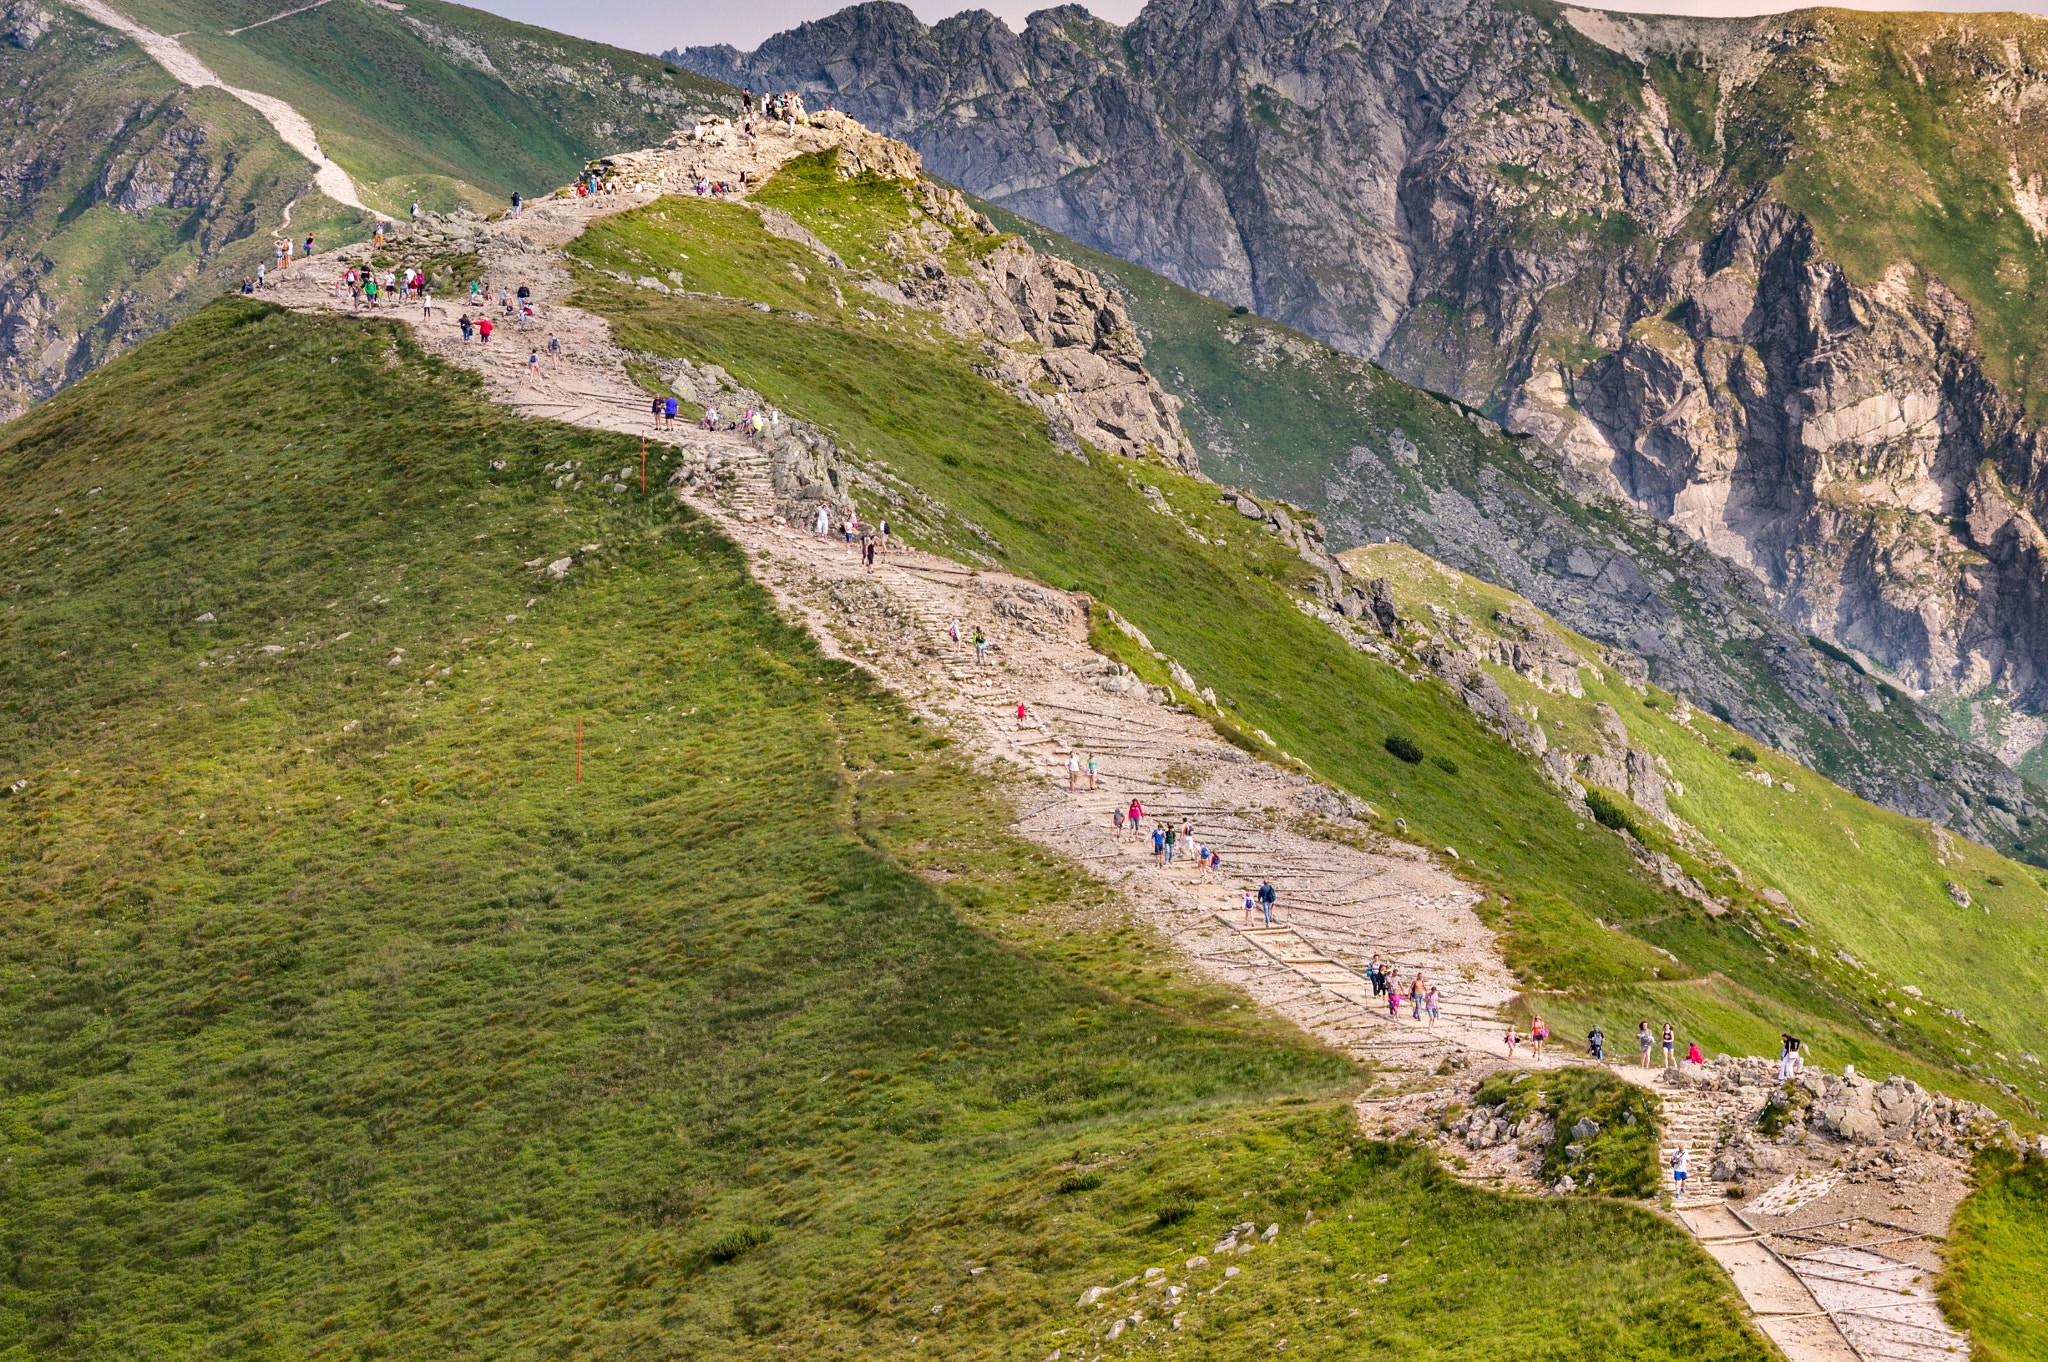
[1776,1034,1794,1081]
[478,317,492,344]
[1127,798,1143,834]
[1410,975,1425,1021]
[1256,879,1276,925]
[1587,1025,1606,1061]
[411,200,421,221]
[1424,985,1440,1032]
[239,276,254,294]
[1152,823,1166,864]
[1162,822,1175,864]
[1662,1021,1676,1068]
[1504,1027,1520,1059]
[817,505,831,540]
[1530,1014,1548,1059]
[664,396,679,430]
[1686,1040,1705,1066]
[303,233,313,258]
[1015,701,1028,726]
[700,404,718,431]
[1671,1144,1689,1193]
[548,332,561,358]
[862,534,877,573]
[1367,954,1384,996]
[1086,753,1098,790]
[458,313,473,341]
[256,262,267,290]
[1638,1021,1655,1068]
[511,190,523,216]
[1386,981,1401,1018]
[527,348,541,381]
[972,627,988,667]
[1066,752,1080,791]
[1243,888,1257,924]
[650,395,664,427]
[1112,805,1125,833]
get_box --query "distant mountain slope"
[676,0,2048,785]
[972,196,2048,863]
[0,0,732,420]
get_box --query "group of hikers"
[810,504,893,573]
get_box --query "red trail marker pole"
[576,716,583,784]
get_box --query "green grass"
[1943,1152,2048,1361]
[0,297,1773,1358]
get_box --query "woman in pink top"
[1127,799,1143,835]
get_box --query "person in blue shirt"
[664,396,678,430]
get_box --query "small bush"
[1385,734,1423,764]
[1231,305,1250,316]
[1431,755,1460,775]
[1727,744,1758,764]
[1583,788,1642,841]
[1151,1196,1197,1228]
[1988,875,2005,887]
[707,1225,772,1263]
[1054,1170,1103,1194]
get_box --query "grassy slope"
[1348,542,2048,1113]
[1942,1152,2048,1362]
[0,300,1767,1358]
[108,0,728,209]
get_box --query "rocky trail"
[255,135,2010,1362]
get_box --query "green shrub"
[1583,788,1642,840]
[1055,1170,1105,1194]
[1385,734,1424,764]
[1151,1196,1197,1228]
[707,1225,773,1263]
[1432,754,1460,775]
[1727,743,1759,764]
[1941,1150,2048,1362]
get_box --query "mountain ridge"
[674,0,2048,784]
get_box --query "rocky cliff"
[676,0,2048,781]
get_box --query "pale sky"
[474,0,2048,60]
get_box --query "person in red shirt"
[478,317,493,344]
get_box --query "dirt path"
[61,0,367,212]
[260,168,1976,1362]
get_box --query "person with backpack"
[1587,1025,1606,1061]
[510,190,523,216]
[972,626,988,667]
[1243,887,1257,924]
[1256,880,1276,925]
[458,313,473,341]
[1162,822,1176,864]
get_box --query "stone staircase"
[1649,1075,1733,1206]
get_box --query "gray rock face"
[682,0,2048,784]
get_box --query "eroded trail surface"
[262,167,1983,1362]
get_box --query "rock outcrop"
[638,113,1198,473]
